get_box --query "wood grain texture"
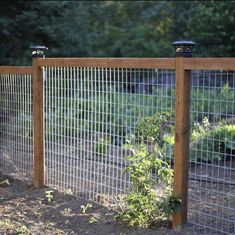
[36,58,176,69]
[1,58,235,73]
[173,57,191,231]
[33,60,45,188]
[0,66,33,74]
[185,58,235,70]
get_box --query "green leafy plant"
[135,112,235,163]
[191,117,210,141]
[16,225,28,234]
[191,124,235,162]
[134,111,174,164]
[0,179,10,187]
[116,142,181,228]
[135,111,174,146]
[81,203,92,214]
[45,190,54,203]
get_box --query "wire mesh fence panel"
[188,70,235,235]
[0,73,33,182]
[44,66,175,204]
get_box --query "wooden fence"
[0,53,235,232]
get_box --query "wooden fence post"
[31,46,48,188]
[172,41,196,230]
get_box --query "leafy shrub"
[116,143,181,228]
[135,112,174,145]
[191,117,210,141]
[134,113,235,163]
[134,111,174,163]
[191,124,235,162]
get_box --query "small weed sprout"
[64,208,72,213]
[81,203,92,214]
[16,225,28,234]
[89,215,98,224]
[45,190,54,203]
[0,179,10,187]
[61,208,72,216]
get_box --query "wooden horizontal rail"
[185,58,235,71]
[1,58,235,74]
[36,58,176,69]
[0,66,33,75]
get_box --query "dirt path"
[0,174,205,235]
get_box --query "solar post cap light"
[171,41,196,57]
[30,45,48,58]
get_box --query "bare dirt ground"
[0,173,205,235]
[0,134,234,234]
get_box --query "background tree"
[0,1,235,65]
[185,1,235,57]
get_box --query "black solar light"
[171,41,196,57]
[30,45,48,58]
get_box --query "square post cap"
[171,41,196,57]
[30,45,48,58]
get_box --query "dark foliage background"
[1,1,235,65]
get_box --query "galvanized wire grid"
[44,67,175,203]
[189,70,235,235]
[0,73,33,182]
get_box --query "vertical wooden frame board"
[33,59,45,188]
[173,57,191,230]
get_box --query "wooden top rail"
[1,58,235,72]
[35,57,235,71]
[185,58,235,71]
[0,66,33,75]
[35,58,176,69]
